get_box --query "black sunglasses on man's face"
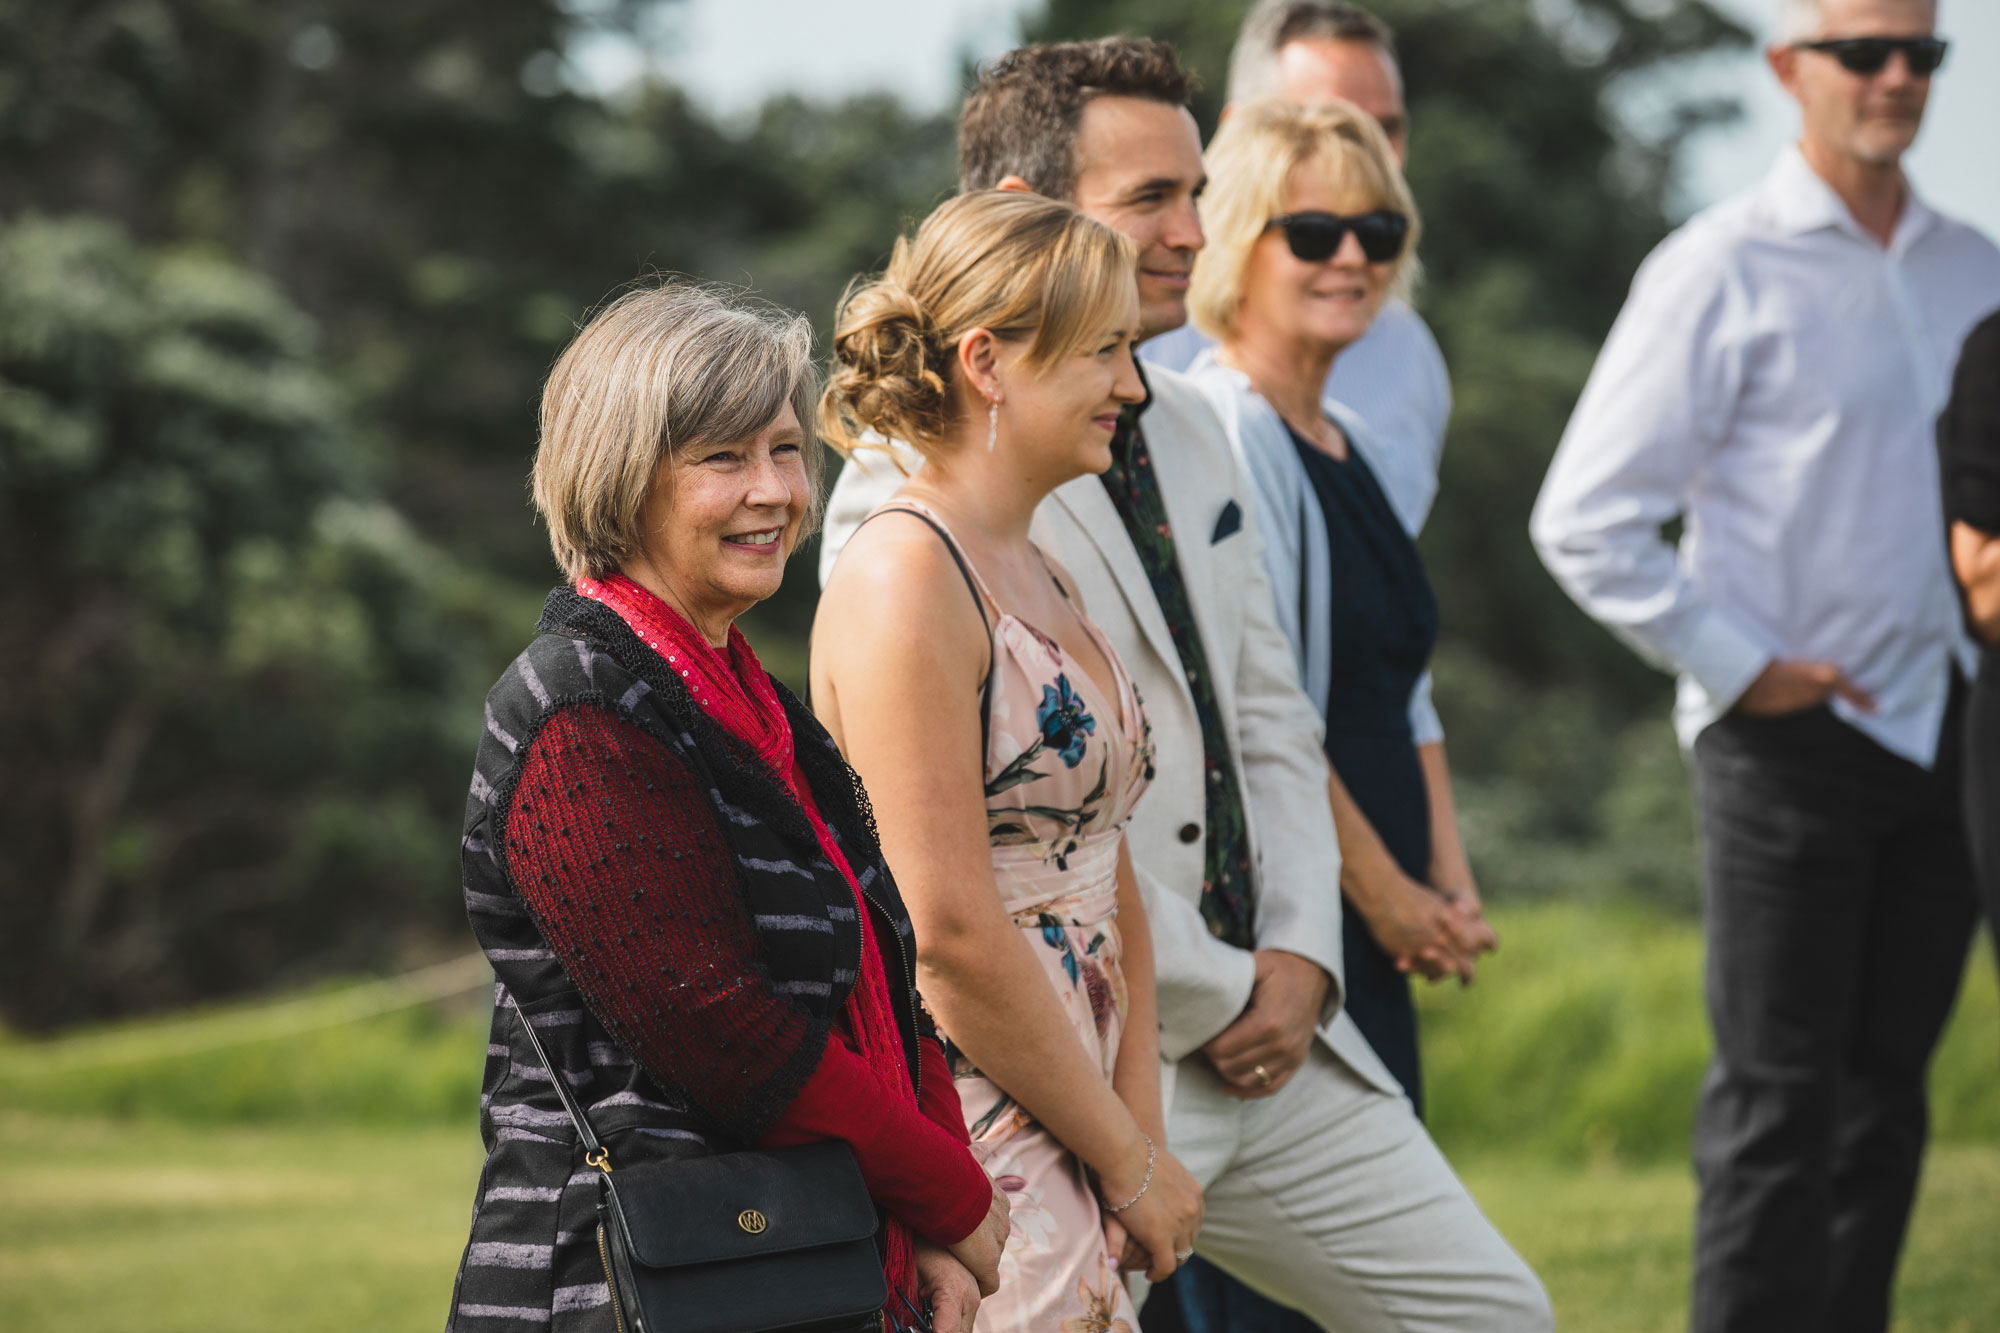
[1266,210,1410,265]
[1793,36,1949,77]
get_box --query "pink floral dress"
[876,505,1155,1332]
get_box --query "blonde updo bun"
[821,256,954,458]
[820,190,1138,462]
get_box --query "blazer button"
[1178,823,1201,844]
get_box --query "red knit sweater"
[509,705,987,1247]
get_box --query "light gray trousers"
[1144,1046,1555,1332]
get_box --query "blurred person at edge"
[447,282,1008,1333]
[1143,0,1452,542]
[820,38,1551,1333]
[1531,1,2000,1329]
[1941,308,2000,943]
[1172,98,1506,1333]
[812,189,1202,1331]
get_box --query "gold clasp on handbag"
[737,1209,768,1234]
[586,1146,613,1174]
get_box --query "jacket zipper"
[857,885,920,1104]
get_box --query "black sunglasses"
[1267,210,1410,264]
[1793,36,1949,76]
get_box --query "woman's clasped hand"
[1098,1132,1206,1282]
[947,1177,1014,1296]
[918,1179,1012,1332]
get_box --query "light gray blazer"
[818,363,1400,1097]
[1184,355,1443,746]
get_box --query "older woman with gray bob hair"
[448,280,1007,1333]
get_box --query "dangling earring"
[986,398,999,452]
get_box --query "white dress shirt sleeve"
[817,442,924,587]
[1406,306,1453,489]
[1530,233,1773,707]
[1408,669,1443,747]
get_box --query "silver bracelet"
[1101,1133,1156,1214]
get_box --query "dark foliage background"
[0,0,1750,1030]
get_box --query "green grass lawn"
[3,1112,1995,1331]
[0,1112,481,1331]
[1466,1146,2000,1333]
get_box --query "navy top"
[1288,421,1440,1115]
[1288,424,1439,764]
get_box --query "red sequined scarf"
[576,574,918,1300]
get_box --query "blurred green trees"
[2,0,1758,1025]
[0,215,532,1026]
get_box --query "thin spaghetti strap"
[850,502,997,759]
[853,502,995,634]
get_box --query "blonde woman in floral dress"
[813,191,1204,1331]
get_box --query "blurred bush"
[7,903,1992,1167]
[0,996,488,1125]
[1420,904,2000,1163]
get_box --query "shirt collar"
[1763,143,1941,252]
[1891,182,1941,253]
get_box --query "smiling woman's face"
[981,287,1144,487]
[1238,163,1392,359]
[627,401,809,643]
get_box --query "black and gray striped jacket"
[445,588,929,1331]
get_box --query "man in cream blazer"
[819,39,1548,1331]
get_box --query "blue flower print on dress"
[1039,913,1082,986]
[1037,675,1096,768]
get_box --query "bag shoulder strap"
[507,994,606,1160]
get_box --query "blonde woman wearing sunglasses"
[1181,98,1497,1148]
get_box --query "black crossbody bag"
[510,997,930,1333]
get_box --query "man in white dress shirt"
[1531,2,2000,1329]
[1142,0,1452,533]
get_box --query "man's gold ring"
[1253,1064,1272,1088]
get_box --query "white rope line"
[2,951,493,1073]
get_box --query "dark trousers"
[1689,692,1977,1333]
[1965,648,2000,942]
[1147,1263,1318,1333]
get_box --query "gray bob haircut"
[1228,0,1397,104]
[532,281,823,583]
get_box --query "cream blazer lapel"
[1044,475,1181,683]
